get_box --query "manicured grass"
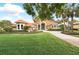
[0,32,79,55]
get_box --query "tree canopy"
[23,3,65,20]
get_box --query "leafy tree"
[23,3,65,20]
[63,3,79,32]
[4,26,12,32]
[23,3,79,32]
[0,20,13,32]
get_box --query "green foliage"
[24,26,30,32]
[48,28,61,31]
[0,27,5,33]
[23,3,36,18]
[23,3,65,20]
[0,20,13,32]
[4,26,13,32]
[59,25,64,31]
[62,31,79,35]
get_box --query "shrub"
[62,31,79,35]
[59,25,64,31]
[24,26,30,32]
[48,28,61,31]
[0,27,5,33]
[4,26,13,32]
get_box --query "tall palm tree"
[66,3,79,32]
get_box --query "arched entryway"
[38,24,40,30]
[41,23,45,30]
[37,23,46,30]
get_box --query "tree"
[23,3,36,19]
[65,3,79,32]
[0,20,13,32]
[56,3,79,32]
[23,3,65,31]
[23,3,79,32]
[23,3,65,20]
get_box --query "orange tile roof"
[15,19,34,26]
[25,23,33,26]
[15,20,26,23]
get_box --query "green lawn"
[0,32,79,55]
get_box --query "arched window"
[18,24,20,29]
[21,25,23,29]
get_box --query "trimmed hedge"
[62,31,79,35]
[0,31,43,34]
[48,28,61,31]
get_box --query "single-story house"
[34,19,59,30]
[12,19,59,31]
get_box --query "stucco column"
[16,24,19,30]
[40,22,41,30]
[20,24,21,30]
[16,24,18,30]
[45,23,46,30]
[37,24,38,30]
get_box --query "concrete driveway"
[45,31,79,47]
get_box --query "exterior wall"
[73,24,79,30]
[13,19,58,31]
[73,22,79,30]
[34,20,58,30]
[16,23,25,30]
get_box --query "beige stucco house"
[12,19,59,31]
[34,19,58,30]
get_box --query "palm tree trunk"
[71,16,73,32]
[63,19,66,32]
[67,17,70,32]
[71,11,74,32]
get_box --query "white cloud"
[0,3,25,16]
[1,16,12,20]
[0,16,15,23]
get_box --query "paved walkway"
[45,31,79,47]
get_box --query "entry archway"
[41,23,45,30]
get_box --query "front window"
[18,25,20,29]
[21,25,23,29]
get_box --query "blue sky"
[0,3,79,23]
[0,3,33,23]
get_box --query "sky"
[0,3,79,24]
[0,3,33,23]
[0,0,79,3]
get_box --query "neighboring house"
[34,19,58,30]
[73,22,79,30]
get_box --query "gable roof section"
[15,20,26,23]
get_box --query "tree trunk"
[71,16,73,32]
[67,17,70,32]
[63,19,66,32]
[71,12,74,32]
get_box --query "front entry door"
[41,23,45,30]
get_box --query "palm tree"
[65,3,79,32]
